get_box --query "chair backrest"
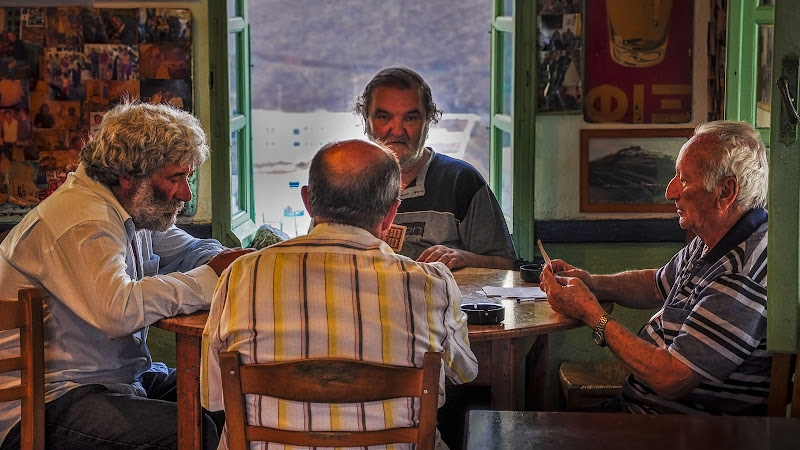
[767,337,800,418]
[220,351,442,450]
[0,288,45,450]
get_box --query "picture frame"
[536,0,583,114]
[580,128,694,213]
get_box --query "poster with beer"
[584,0,692,124]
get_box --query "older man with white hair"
[541,120,770,415]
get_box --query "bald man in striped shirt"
[201,139,478,449]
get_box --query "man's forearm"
[591,269,662,309]
[603,318,704,400]
[464,252,514,269]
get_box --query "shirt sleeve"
[30,220,220,338]
[151,226,225,274]
[434,264,478,385]
[459,185,517,261]
[201,266,232,412]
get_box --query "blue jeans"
[1,364,222,449]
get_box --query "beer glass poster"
[584,0,692,124]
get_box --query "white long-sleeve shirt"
[0,164,224,443]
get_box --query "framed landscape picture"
[580,128,693,213]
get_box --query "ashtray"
[520,263,543,283]
[461,302,505,325]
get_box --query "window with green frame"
[726,0,774,142]
[209,0,258,247]
[211,0,535,255]
[490,0,537,260]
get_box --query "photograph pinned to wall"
[89,110,105,136]
[580,128,693,213]
[537,0,583,113]
[108,79,140,105]
[51,100,81,130]
[141,79,192,112]
[20,8,45,46]
[584,0,693,124]
[0,77,29,111]
[45,48,86,101]
[83,44,115,81]
[138,42,191,80]
[101,8,140,46]
[45,7,83,48]
[38,148,78,198]
[142,9,192,43]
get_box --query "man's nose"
[176,179,192,202]
[665,177,679,201]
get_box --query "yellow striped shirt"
[201,223,478,449]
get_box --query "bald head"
[305,139,401,231]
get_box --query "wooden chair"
[558,360,628,410]
[767,338,800,418]
[220,351,442,450]
[0,288,46,450]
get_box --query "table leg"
[488,339,518,410]
[525,335,549,410]
[175,333,203,450]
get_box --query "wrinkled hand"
[547,259,594,291]
[417,245,467,269]
[206,248,255,276]
[539,269,601,324]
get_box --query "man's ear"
[717,176,739,210]
[378,199,401,237]
[301,185,313,218]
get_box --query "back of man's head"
[81,99,209,186]
[307,139,400,231]
[355,66,442,128]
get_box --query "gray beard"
[127,179,183,231]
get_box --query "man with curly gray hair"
[540,120,770,415]
[0,100,251,449]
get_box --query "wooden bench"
[558,360,628,410]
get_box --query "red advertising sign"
[584,0,693,123]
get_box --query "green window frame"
[209,0,258,247]
[212,0,536,255]
[725,0,774,143]
[490,0,537,260]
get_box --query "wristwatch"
[592,316,610,347]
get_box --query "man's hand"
[206,248,255,276]
[539,269,605,326]
[547,259,595,291]
[417,245,468,269]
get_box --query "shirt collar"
[399,148,435,200]
[701,207,767,263]
[71,163,135,238]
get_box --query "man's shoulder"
[430,151,484,178]
[426,151,487,192]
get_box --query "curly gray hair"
[81,100,209,186]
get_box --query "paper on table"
[482,286,547,301]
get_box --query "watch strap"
[593,315,610,347]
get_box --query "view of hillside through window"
[249,0,493,236]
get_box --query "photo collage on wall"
[0,7,192,220]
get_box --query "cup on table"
[519,263,543,283]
